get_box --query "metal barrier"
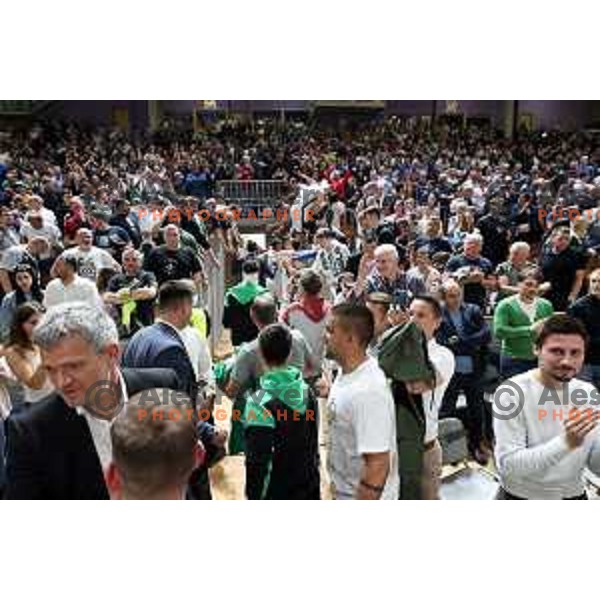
[216,180,289,216]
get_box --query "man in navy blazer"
[4,302,180,500]
[122,280,224,499]
[437,279,492,463]
[123,280,199,403]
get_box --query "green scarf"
[227,280,267,306]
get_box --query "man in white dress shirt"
[409,295,455,499]
[494,314,600,499]
[3,302,178,499]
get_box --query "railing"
[215,180,289,216]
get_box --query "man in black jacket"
[568,268,600,388]
[123,280,226,499]
[437,279,492,464]
[4,302,179,499]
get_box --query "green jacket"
[493,296,554,359]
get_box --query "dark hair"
[259,323,292,367]
[158,280,195,311]
[534,314,589,349]
[96,267,118,294]
[8,302,44,352]
[332,303,374,349]
[362,231,378,245]
[411,294,442,319]
[300,270,323,295]
[11,263,43,306]
[250,294,277,326]
[62,255,78,272]
[242,259,260,275]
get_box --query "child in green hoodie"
[243,323,320,499]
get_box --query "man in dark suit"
[123,280,200,402]
[4,302,180,500]
[437,279,492,464]
[122,280,226,499]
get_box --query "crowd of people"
[1,114,600,500]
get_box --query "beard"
[550,367,577,383]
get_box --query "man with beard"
[494,315,600,499]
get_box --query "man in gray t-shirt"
[225,295,315,399]
[229,328,313,397]
[222,294,316,455]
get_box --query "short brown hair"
[300,269,323,295]
[158,280,195,311]
[110,389,198,499]
[332,303,374,349]
[534,314,589,349]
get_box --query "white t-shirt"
[423,339,455,443]
[327,356,399,499]
[43,275,103,308]
[25,207,57,228]
[63,247,116,281]
[20,222,62,246]
[515,296,538,322]
[494,370,600,499]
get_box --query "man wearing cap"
[109,200,142,248]
[90,205,132,261]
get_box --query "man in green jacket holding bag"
[493,268,554,379]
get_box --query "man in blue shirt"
[445,233,493,310]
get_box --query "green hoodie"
[243,366,308,429]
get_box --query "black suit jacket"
[437,303,491,373]
[3,367,178,500]
[122,322,198,403]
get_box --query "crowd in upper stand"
[1,114,600,499]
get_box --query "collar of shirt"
[75,371,128,471]
[155,317,184,340]
[74,370,129,420]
